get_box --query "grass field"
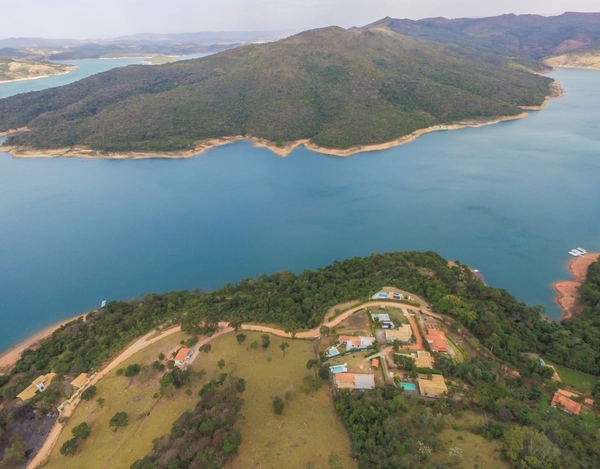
[45,330,356,469]
[437,412,508,468]
[553,364,600,394]
[203,332,357,469]
[43,330,207,469]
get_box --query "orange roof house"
[371,358,380,369]
[425,327,448,353]
[551,393,581,416]
[70,373,89,388]
[174,347,193,366]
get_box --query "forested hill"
[367,12,600,66]
[0,26,552,153]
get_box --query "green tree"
[306,359,320,377]
[124,364,141,377]
[250,341,259,350]
[158,353,165,360]
[217,359,226,369]
[60,438,79,456]
[272,396,285,415]
[96,397,105,407]
[320,325,330,336]
[80,385,97,401]
[504,426,557,469]
[236,333,247,345]
[261,334,271,349]
[229,318,243,331]
[199,344,211,353]
[109,412,129,431]
[279,341,289,357]
[71,422,91,440]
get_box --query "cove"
[0,67,599,352]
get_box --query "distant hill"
[366,12,600,65]
[0,57,73,83]
[0,26,553,154]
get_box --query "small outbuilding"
[17,373,57,401]
[70,373,89,389]
[174,347,193,366]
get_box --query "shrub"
[272,396,284,415]
[80,385,97,401]
[124,364,141,377]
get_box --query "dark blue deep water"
[1,66,599,351]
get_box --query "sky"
[1,0,599,39]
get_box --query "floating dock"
[568,248,587,257]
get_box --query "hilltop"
[0,25,553,156]
[0,57,73,83]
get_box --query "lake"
[1,64,599,352]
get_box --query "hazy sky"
[2,0,599,39]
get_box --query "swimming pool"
[331,365,347,373]
[539,359,546,366]
[401,383,416,391]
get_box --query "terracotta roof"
[174,347,191,362]
[425,329,448,353]
[371,358,380,368]
[338,335,354,344]
[335,373,356,383]
[70,373,88,388]
[551,393,581,415]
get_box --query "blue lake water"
[1,65,599,352]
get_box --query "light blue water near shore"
[0,67,599,352]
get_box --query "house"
[338,335,374,351]
[371,312,393,328]
[333,373,376,390]
[17,373,57,401]
[417,374,448,398]
[70,373,89,389]
[174,347,193,366]
[414,351,434,369]
[371,358,380,369]
[551,393,582,416]
[424,325,448,353]
[385,324,413,343]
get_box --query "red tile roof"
[551,393,581,415]
[174,347,191,362]
[425,329,448,353]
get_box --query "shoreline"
[552,252,600,320]
[0,67,75,85]
[0,313,87,373]
[3,81,564,160]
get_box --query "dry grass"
[43,330,356,469]
[437,412,508,468]
[43,330,205,469]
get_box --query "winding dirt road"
[28,299,431,468]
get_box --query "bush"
[80,385,97,401]
[185,336,199,347]
[60,438,79,456]
[109,411,129,431]
[158,353,165,360]
[72,422,91,440]
[124,364,141,377]
[272,396,285,415]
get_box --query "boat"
[577,247,587,254]
[568,250,582,257]
[100,300,107,308]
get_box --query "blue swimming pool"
[401,383,416,391]
[331,365,346,373]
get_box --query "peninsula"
[1,251,600,469]
[0,22,557,158]
[0,57,73,83]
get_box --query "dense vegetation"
[130,376,245,469]
[0,26,552,152]
[3,251,600,406]
[336,355,600,469]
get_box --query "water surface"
[1,67,599,352]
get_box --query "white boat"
[100,300,107,308]
[577,248,587,254]
[568,250,582,257]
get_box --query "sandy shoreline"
[2,80,564,160]
[0,67,75,85]
[0,313,87,374]
[0,126,29,137]
[552,252,600,320]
